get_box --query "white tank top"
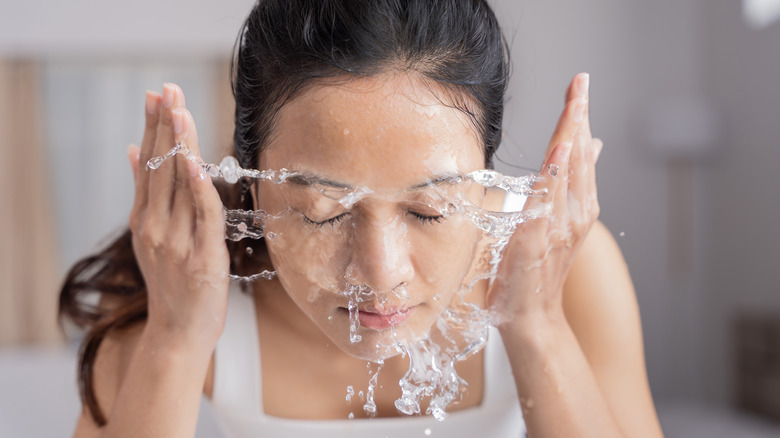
[205,192,528,438]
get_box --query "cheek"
[263,215,353,300]
[409,217,482,289]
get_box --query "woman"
[60,0,664,436]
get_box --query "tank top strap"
[211,282,264,418]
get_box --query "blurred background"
[1,0,779,436]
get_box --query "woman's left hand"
[487,72,603,329]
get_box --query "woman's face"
[256,73,486,361]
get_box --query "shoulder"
[71,320,216,435]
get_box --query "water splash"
[348,299,362,344]
[147,143,298,184]
[228,270,276,282]
[147,143,551,422]
[466,169,545,197]
[146,143,181,170]
[363,365,381,416]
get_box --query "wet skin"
[254,73,489,363]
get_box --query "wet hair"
[58,0,510,426]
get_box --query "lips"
[356,307,411,330]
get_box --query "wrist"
[141,321,219,361]
[497,308,573,346]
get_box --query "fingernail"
[593,141,603,161]
[162,83,174,107]
[172,109,184,134]
[145,91,157,115]
[573,98,586,123]
[576,73,590,98]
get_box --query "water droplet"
[363,366,381,416]
[328,315,334,321]
[343,128,350,135]
[219,156,240,184]
[348,412,354,420]
[424,428,432,436]
[146,156,165,170]
[619,231,625,237]
[245,246,254,256]
[547,163,559,177]
[228,270,276,282]
[349,300,362,343]
[433,294,441,301]
[346,385,354,402]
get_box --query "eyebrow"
[285,171,464,191]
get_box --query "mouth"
[359,307,412,330]
[338,306,413,330]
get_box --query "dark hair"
[59,0,510,426]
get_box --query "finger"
[133,91,162,213]
[170,108,201,243]
[148,83,186,219]
[585,138,603,216]
[564,72,589,105]
[550,142,573,239]
[524,141,573,214]
[569,75,594,223]
[127,144,141,178]
[544,73,590,164]
[189,160,227,253]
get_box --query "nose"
[346,215,415,295]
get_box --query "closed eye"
[303,213,350,228]
[408,211,443,224]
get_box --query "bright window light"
[743,0,780,28]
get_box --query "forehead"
[260,73,484,192]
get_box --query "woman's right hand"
[127,84,229,352]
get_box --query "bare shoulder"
[562,220,663,436]
[71,321,216,436]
